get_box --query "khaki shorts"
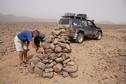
[14,36,28,51]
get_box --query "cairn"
[27,28,78,78]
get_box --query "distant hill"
[0,13,57,22]
[0,13,125,24]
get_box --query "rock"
[42,72,54,78]
[55,46,62,53]
[35,53,44,60]
[37,48,44,54]
[46,61,56,68]
[29,56,40,65]
[46,35,54,43]
[49,53,57,60]
[67,61,75,66]
[58,38,66,43]
[60,28,66,32]
[53,30,61,35]
[42,59,49,64]
[63,58,71,64]
[34,67,43,76]
[42,53,48,59]
[48,60,53,63]
[62,71,69,77]
[61,53,70,60]
[58,43,66,48]
[27,63,34,73]
[65,40,70,44]
[35,62,46,70]
[63,65,78,73]
[53,63,63,72]
[53,38,58,45]
[45,48,53,53]
[27,54,34,60]
[62,48,71,53]
[69,72,78,78]
[57,53,63,57]
[42,43,50,49]
[45,68,53,73]
[65,44,71,50]
[51,32,58,38]
[50,43,55,50]
[55,57,64,63]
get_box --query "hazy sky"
[0,0,126,24]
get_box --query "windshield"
[59,18,70,25]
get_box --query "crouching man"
[14,30,40,66]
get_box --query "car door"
[73,19,83,30]
[87,20,96,36]
[82,20,92,35]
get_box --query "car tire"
[76,33,84,43]
[96,32,102,40]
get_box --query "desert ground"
[0,22,126,84]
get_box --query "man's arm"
[30,41,38,51]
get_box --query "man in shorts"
[14,30,40,66]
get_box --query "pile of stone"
[27,28,78,78]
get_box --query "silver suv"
[58,13,103,43]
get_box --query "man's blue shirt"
[17,30,33,42]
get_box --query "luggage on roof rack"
[62,13,87,19]
[63,13,76,18]
[77,14,87,19]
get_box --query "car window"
[72,19,81,27]
[82,20,88,27]
[59,18,69,25]
[87,21,93,26]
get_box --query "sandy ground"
[0,22,126,84]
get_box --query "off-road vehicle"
[58,13,103,43]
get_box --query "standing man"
[14,30,40,66]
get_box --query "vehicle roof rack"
[62,13,87,20]
[77,14,87,19]
[62,13,75,18]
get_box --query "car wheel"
[76,33,84,43]
[96,32,102,40]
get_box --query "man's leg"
[14,36,24,65]
[18,51,24,64]
[23,43,29,63]
[23,49,28,63]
